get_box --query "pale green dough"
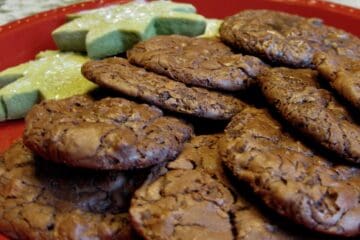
[199,19,223,38]
[0,62,29,88]
[52,1,207,58]
[0,50,97,121]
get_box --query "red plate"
[0,0,359,238]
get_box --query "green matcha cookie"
[0,50,96,121]
[52,1,207,59]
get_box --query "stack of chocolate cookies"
[1,9,359,240]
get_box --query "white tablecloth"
[329,0,360,8]
[0,0,86,25]
[0,0,359,26]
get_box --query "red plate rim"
[268,0,360,18]
[0,0,359,35]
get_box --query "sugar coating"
[52,1,207,59]
[0,50,96,121]
[199,19,223,38]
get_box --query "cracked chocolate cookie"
[220,10,360,68]
[259,67,360,164]
[167,135,225,179]
[130,169,235,240]
[24,95,192,170]
[127,35,265,91]
[0,140,145,240]
[82,57,246,120]
[219,107,360,237]
[314,52,360,111]
[169,135,316,240]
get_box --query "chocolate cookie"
[133,135,318,239]
[82,57,246,120]
[130,169,235,240]
[0,140,145,239]
[167,135,226,182]
[232,200,315,240]
[314,52,360,111]
[219,108,360,236]
[170,135,318,240]
[259,67,360,164]
[127,35,265,91]
[220,10,360,68]
[24,95,192,170]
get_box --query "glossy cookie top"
[314,52,360,111]
[219,107,360,236]
[220,10,360,68]
[132,135,320,240]
[127,35,265,91]
[258,67,360,164]
[82,57,247,120]
[24,95,192,170]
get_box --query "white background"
[329,0,360,8]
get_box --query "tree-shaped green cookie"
[52,1,207,59]
[0,51,96,121]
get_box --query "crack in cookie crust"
[219,108,360,236]
[127,35,265,91]
[82,58,246,120]
[0,141,141,239]
[220,10,360,68]
[258,67,360,164]
[24,95,192,170]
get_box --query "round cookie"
[314,52,360,111]
[132,134,324,240]
[168,135,319,240]
[127,35,265,91]
[220,10,360,68]
[24,95,192,170]
[130,169,235,240]
[258,67,360,164]
[82,57,246,120]
[0,140,144,240]
[219,107,360,237]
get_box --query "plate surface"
[0,0,359,237]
